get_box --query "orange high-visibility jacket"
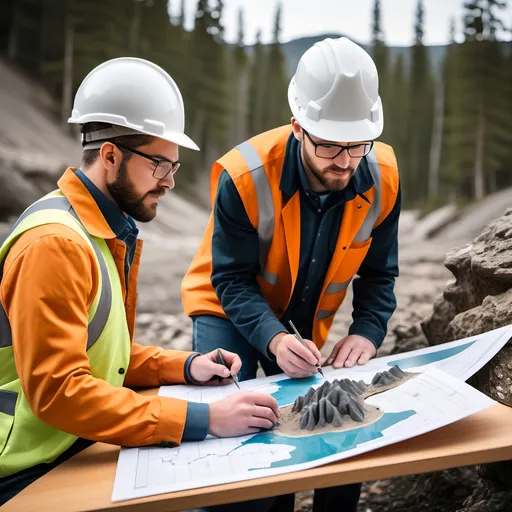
[182,126,400,348]
[0,169,193,454]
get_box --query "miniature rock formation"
[290,366,412,432]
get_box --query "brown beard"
[106,161,166,222]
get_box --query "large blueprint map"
[112,325,512,502]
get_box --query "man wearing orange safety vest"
[182,37,400,512]
[0,58,279,506]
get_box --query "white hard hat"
[288,37,383,143]
[68,57,199,151]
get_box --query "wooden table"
[5,402,512,512]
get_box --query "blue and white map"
[112,325,512,502]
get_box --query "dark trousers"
[0,438,94,506]
[192,315,362,512]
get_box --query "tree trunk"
[8,0,21,62]
[473,99,485,200]
[230,65,249,146]
[428,76,444,199]
[61,0,74,129]
[130,0,142,55]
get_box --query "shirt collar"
[57,168,115,239]
[75,169,138,240]
[280,133,375,202]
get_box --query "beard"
[303,149,356,192]
[106,161,166,222]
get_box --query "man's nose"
[159,172,175,190]
[333,149,351,168]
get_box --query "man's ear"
[291,117,302,142]
[99,142,120,177]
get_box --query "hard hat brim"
[163,131,200,151]
[69,115,200,151]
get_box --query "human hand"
[189,349,242,385]
[208,392,279,437]
[268,332,321,378]
[324,335,376,368]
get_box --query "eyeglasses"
[303,130,374,159]
[112,142,180,180]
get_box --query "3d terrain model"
[275,365,416,436]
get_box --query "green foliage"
[443,0,511,200]
[1,0,511,205]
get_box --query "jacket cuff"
[183,353,201,384]
[158,350,196,385]
[348,321,384,349]
[182,402,209,442]
[248,320,287,359]
[152,396,188,446]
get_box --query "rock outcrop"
[360,209,512,512]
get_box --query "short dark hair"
[80,122,154,168]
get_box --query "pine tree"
[229,7,249,145]
[406,0,434,205]
[177,0,186,27]
[371,0,389,140]
[260,2,289,131]
[444,0,509,200]
[387,54,409,197]
[190,0,230,170]
[247,30,267,136]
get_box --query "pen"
[216,348,241,389]
[288,320,325,379]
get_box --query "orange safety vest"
[182,125,399,348]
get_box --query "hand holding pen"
[267,322,324,379]
[189,348,242,387]
[288,321,325,379]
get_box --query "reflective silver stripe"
[353,150,382,242]
[317,309,337,320]
[2,197,111,350]
[235,141,276,282]
[8,197,75,237]
[0,390,18,415]
[325,279,351,294]
[0,302,12,348]
[260,268,278,286]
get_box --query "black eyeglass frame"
[112,141,180,179]
[303,130,374,159]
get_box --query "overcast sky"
[170,0,512,46]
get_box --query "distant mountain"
[279,33,447,77]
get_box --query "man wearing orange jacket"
[0,58,278,506]
[182,37,400,512]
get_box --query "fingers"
[218,349,242,377]
[287,337,319,365]
[245,427,264,435]
[304,339,321,361]
[325,341,342,366]
[249,393,280,417]
[357,349,373,366]
[250,416,275,430]
[344,347,363,368]
[208,360,231,379]
[253,405,277,425]
[286,350,318,374]
[332,341,353,369]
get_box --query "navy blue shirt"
[210,135,400,355]
[75,170,208,442]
